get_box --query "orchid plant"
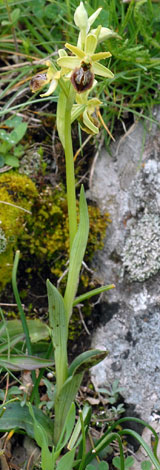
[2,4,159,470]
[31,1,116,446]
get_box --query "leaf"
[11,8,20,24]
[73,284,115,306]
[28,404,55,470]
[5,155,19,168]
[68,349,108,377]
[64,185,89,320]
[0,334,25,353]
[0,354,54,371]
[141,461,152,470]
[0,319,50,343]
[56,448,76,470]
[0,156,5,168]
[47,280,68,391]
[56,402,76,451]
[113,456,134,469]
[0,402,53,444]
[54,374,83,445]
[68,403,91,450]
[9,123,27,145]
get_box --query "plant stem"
[64,88,77,251]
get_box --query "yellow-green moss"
[0,172,38,289]
[0,173,110,293]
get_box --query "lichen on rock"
[122,212,160,282]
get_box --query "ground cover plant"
[0,1,160,469]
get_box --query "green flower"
[71,88,102,134]
[57,37,113,94]
[30,61,60,97]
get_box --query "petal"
[58,49,68,58]
[65,43,85,59]
[85,34,97,54]
[40,78,58,97]
[57,56,81,70]
[93,61,114,78]
[88,8,102,29]
[83,109,99,134]
[71,104,85,123]
[91,51,112,62]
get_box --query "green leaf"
[0,156,5,168]
[4,116,22,128]
[118,429,160,470]
[5,155,19,167]
[9,122,27,145]
[56,402,76,451]
[86,463,109,470]
[54,374,83,445]
[47,280,68,393]
[0,319,50,343]
[141,461,152,470]
[68,350,108,377]
[11,8,20,24]
[28,404,55,470]
[68,403,91,450]
[0,402,53,444]
[73,284,115,306]
[64,185,89,320]
[56,448,76,470]
[0,334,25,353]
[0,354,54,371]
[113,456,134,469]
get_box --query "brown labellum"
[71,62,94,93]
[30,73,48,92]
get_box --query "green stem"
[64,88,77,251]
[12,251,39,404]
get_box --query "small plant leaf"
[68,403,91,450]
[0,354,54,371]
[5,155,19,167]
[0,156,5,167]
[113,455,134,469]
[0,319,50,343]
[68,349,108,377]
[141,461,152,470]
[28,404,55,470]
[11,8,20,24]
[9,123,27,145]
[56,448,76,470]
[0,402,53,444]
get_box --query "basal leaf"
[0,402,53,444]
[0,354,54,371]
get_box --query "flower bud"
[74,2,88,31]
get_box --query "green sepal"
[56,88,67,148]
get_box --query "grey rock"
[89,107,160,421]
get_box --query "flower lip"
[30,73,48,92]
[71,61,94,93]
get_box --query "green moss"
[0,173,110,298]
[19,184,110,282]
[0,172,38,289]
